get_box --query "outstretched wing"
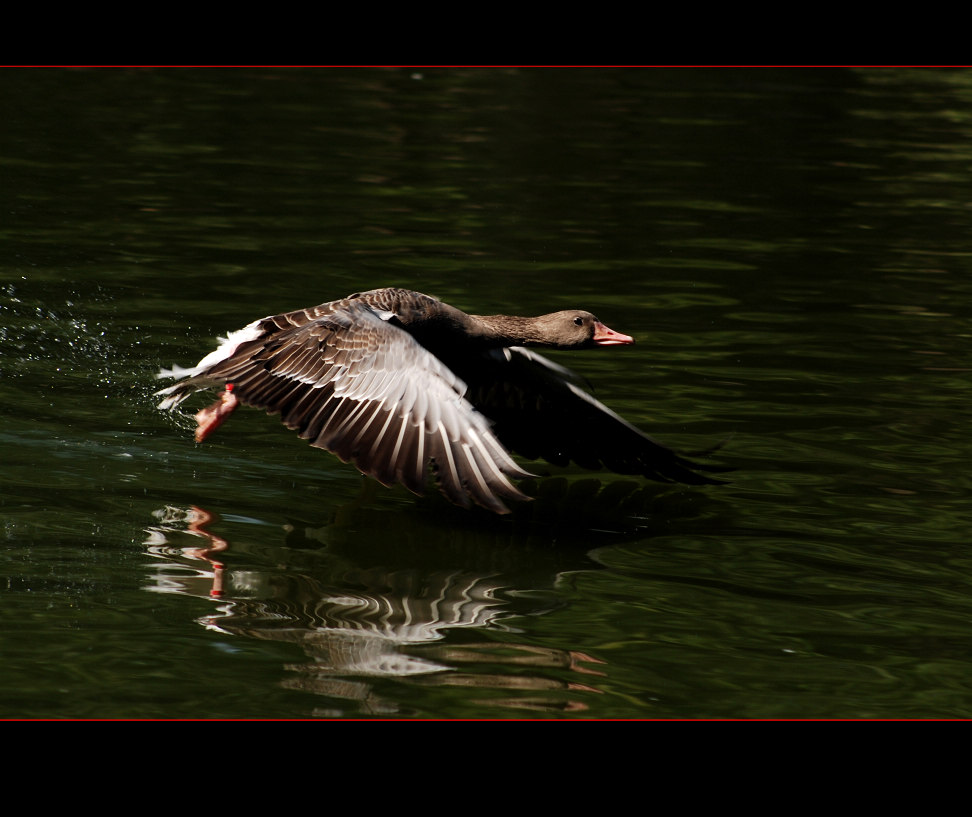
[454,346,729,485]
[158,301,533,513]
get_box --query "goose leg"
[194,384,239,443]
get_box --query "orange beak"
[592,321,634,346]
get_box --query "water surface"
[3,68,972,718]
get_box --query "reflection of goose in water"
[157,288,728,514]
[143,506,608,715]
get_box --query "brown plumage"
[156,288,727,513]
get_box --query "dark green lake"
[3,67,972,718]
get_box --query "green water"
[2,67,972,718]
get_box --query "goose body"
[156,288,725,513]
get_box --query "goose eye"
[573,316,584,326]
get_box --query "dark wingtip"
[663,433,735,485]
[685,432,735,460]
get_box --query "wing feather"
[451,347,729,486]
[157,298,533,512]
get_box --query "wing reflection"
[142,502,611,716]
